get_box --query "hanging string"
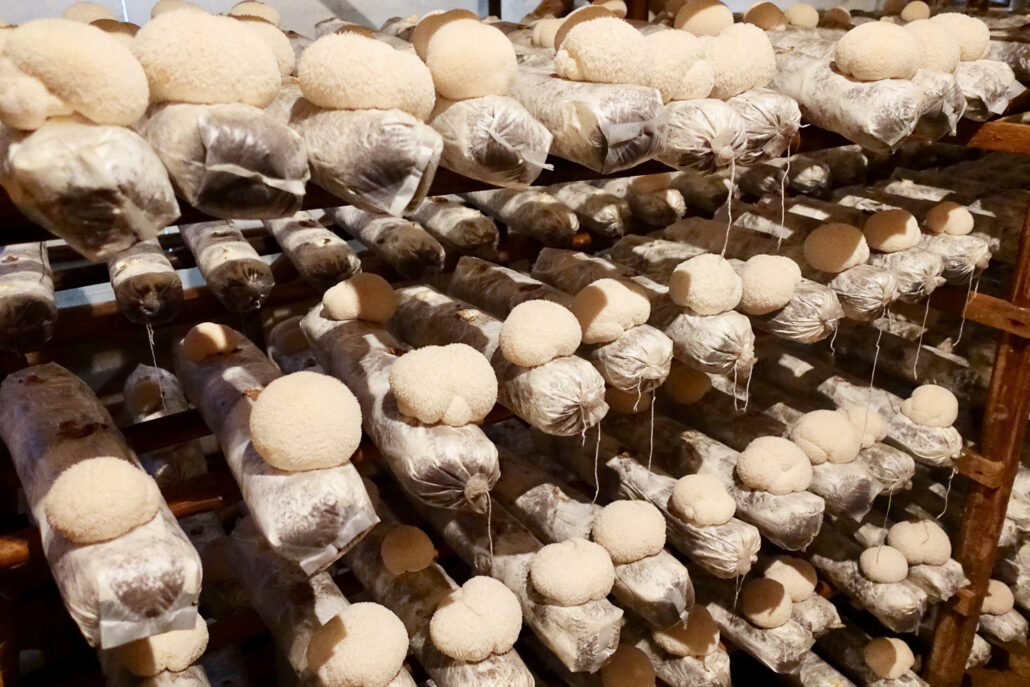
[721,158,736,257]
[778,143,791,251]
[828,321,839,356]
[882,490,894,535]
[732,364,741,413]
[939,469,956,519]
[647,392,656,474]
[869,311,886,395]
[742,365,753,413]
[145,323,168,412]
[485,496,494,569]
[954,273,979,347]
[592,423,602,505]
[912,297,931,382]
[732,573,745,610]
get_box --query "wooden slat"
[930,286,1030,339]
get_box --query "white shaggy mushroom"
[738,255,802,315]
[132,10,280,107]
[903,19,960,73]
[669,253,743,316]
[789,409,862,465]
[306,603,409,687]
[380,525,437,575]
[764,556,817,602]
[803,223,870,273]
[643,29,715,103]
[785,4,819,28]
[389,344,498,426]
[651,606,720,657]
[823,6,851,27]
[500,299,582,367]
[229,0,281,26]
[674,0,734,36]
[531,17,563,48]
[411,9,478,60]
[925,200,974,235]
[887,520,951,566]
[429,576,522,661]
[554,16,646,85]
[864,637,915,679]
[236,16,295,77]
[982,579,1015,615]
[900,0,930,21]
[668,473,736,527]
[703,22,777,99]
[605,386,653,414]
[570,278,650,344]
[0,19,149,129]
[592,500,666,564]
[900,384,958,427]
[736,436,813,495]
[530,538,616,606]
[151,0,205,17]
[44,457,161,544]
[744,2,788,30]
[423,19,517,100]
[863,209,922,253]
[930,13,990,61]
[181,322,237,362]
[837,405,888,448]
[600,644,656,687]
[665,362,712,405]
[112,615,209,677]
[62,1,117,23]
[322,273,398,324]
[297,31,435,120]
[834,22,920,81]
[248,371,363,471]
[592,0,629,17]
[740,578,793,629]
[859,545,909,583]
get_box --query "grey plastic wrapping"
[685,385,883,521]
[909,69,966,141]
[179,222,274,313]
[332,206,444,279]
[173,329,378,573]
[692,573,814,674]
[791,595,844,638]
[0,243,56,352]
[629,624,732,687]
[726,88,802,164]
[770,51,921,153]
[267,316,322,375]
[301,309,499,511]
[263,211,360,292]
[867,248,945,303]
[761,347,962,467]
[413,496,624,674]
[448,257,671,393]
[531,247,668,304]
[550,181,631,238]
[918,233,992,283]
[608,234,703,282]
[604,411,826,551]
[391,285,608,436]
[508,67,662,173]
[135,667,212,687]
[652,99,749,172]
[737,157,831,198]
[342,503,536,687]
[987,39,1030,83]
[782,652,856,687]
[124,365,207,486]
[229,518,416,687]
[954,60,1024,121]
[108,240,183,325]
[462,188,579,247]
[289,97,442,216]
[0,119,178,261]
[602,175,689,227]
[136,102,308,219]
[428,95,553,187]
[0,363,202,648]
[817,624,929,687]
[535,430,761,579]
[488,425,693,629]
[996,540,1030,612]
[980,609,1029,646]
[408,196,499,259]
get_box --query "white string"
[954,273,979,347]
[882,491,894,532]
[912,297,931,381]
[742,365,753,413]
[485,496,495,569]
[592,424,601,504]
[939,469,956,519]
[647,392,656,474]
[721,158,736,256]
[778,143,791,251]
[145,323,167,412]
[869,312,885,394]
[828,322,839,356]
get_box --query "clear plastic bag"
[652,99,749,172]
[0,243,56,352]
[0,119,178,261]
[136,102,308,219]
